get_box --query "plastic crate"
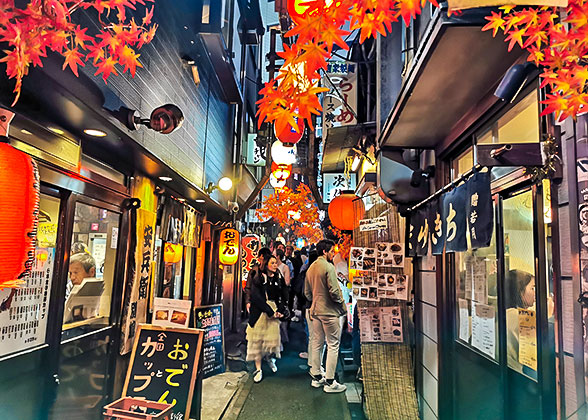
[103,397,173,420]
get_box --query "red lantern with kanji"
[274,115,304,146]
[219,228,240,265]
[163,243,183,263]
[328,190,365,231]
[271,162,292,182]
[241,234,260,289]
[0,142,39,289]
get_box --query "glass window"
[503,189,538,379]
[0,193,60,357]
[62,202,119,337]
[160,243,184,300]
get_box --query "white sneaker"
[267,358,278,373]
[311,376,327,388]
[253,370,263,383]
[299,352,308,359]
[323,380,346,393]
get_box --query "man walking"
[305,239,347,393]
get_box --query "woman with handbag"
[246,254,289,383]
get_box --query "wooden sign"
[123,324,204,420]
[194,304,225,378]
[448,0,567,9]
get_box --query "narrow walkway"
[235,321,353,420]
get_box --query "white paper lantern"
[269,173,287,189]
[271,140,297,165]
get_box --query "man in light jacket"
[305,239,347,393]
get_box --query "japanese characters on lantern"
[219,229,239,265]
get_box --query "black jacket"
[248,269,289,328]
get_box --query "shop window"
[503,189,538,379]
[161,242,184,300]
[0,193,60,357]
[62,202,120,337]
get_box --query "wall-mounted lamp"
[182,56,200,87]
[495,62,537,103]
[351,154,361,172]
[204,176,233,194]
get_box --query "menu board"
[471,302,496,359]
[518,308,537,371]
[123,325,204,420]
[375,272,409,300]
[194,304,225,378]
[0,247,55,357]
[375,242,405,268]
[349,247,376,270]
[351,271,379,301]
[359,306,403,343]
[153,298,191,328]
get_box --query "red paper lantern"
[0,143,39,289]
[287,0,315,24]
[271,162,292,182]
[274,115,304,146]
[219,228,240,265]
[328,190,365,231]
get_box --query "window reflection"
[62,202,119,337]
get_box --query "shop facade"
[374,5,588,420]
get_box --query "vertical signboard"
[322,61,358,135]
[194,304,225,378]
[323,173,357,204]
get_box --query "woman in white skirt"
[246,254,289,383]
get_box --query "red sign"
[241,235,260,288]
[91,223,100,231]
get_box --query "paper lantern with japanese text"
[0,142,39,289]
[271,141,297,165]
[328,190,364,231]
[271,162,292,182]
[163,243,183,264]
[241,234,260,289]
[219,228,240,265]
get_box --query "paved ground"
[234,321,353,420]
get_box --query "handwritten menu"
[0,247,54,357]
[471,302,496,359]
[194,304,225,378]
[518,308,537,371]
[124,325,204,420]
[359,306,403,343]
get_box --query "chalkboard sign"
[123,324,204,420]
[194,304,225,378]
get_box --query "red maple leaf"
[62,47,85,76]
[94,56,118,82]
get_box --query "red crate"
[103,397,173,420]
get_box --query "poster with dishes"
[375,242,405,269]
[349,247,376,271]
[153,297,191,328]
[359,306,403,343]
[375,272,409,301]
[351,271,379,301]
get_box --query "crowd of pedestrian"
[243,238,349,393]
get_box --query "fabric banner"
[467,170,494,249]
[430,199,445,255]
[416,206,430,256]
[443,183,468,253]
[183,207,203,248]
[161,197,184,244]
[448,0,567,9]
[407,211,421,257]
[120,208,157,355]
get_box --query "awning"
[379,8,525,149]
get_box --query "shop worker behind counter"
[305,239,347,393]
[64,252,104,323]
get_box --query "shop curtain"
[430,198,445,255]
[466,170,493,249]
[443,183,468,253]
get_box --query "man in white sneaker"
[305,239,347,393]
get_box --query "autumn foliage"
[483,3,588,121]
[256,183,324,244]
[329,226,352,261]
[257,0,439,135]
[0,0,157,105]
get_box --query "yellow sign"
[37,222,58,248]
[219,228,239,265]
[518,308,537,371]
[448,0,567,9]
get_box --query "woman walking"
[247,254,289,383]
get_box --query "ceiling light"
[84,129,107,137]
[195,199,206,203]
[48,127,64,135]
[177,198,186,202]
[159,176,173,182]
[20,129,32,135]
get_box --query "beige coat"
[304,256,346,317]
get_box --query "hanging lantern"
[271,162,292,182]
[271,141,297,165]
[0,142,40,289]
[219,228,240,265]
[269,173,287,189]
[163,243,183,263]
[274,115,304,146]
[328,190,365,231]
[287,0,334,24]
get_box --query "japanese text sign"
[443,183,468,253]
[321,61,357,136]
[241,235,260,285]
[323,173,357,204]
[194,304,225,378]
[123,325,204,420]
[466,170,493,249]
[219,229,239,265]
